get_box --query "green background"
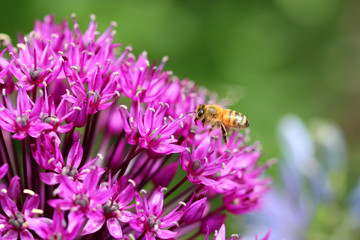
[1,0,359,238]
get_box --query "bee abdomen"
[244,118,250,127]
[233,112,249,128]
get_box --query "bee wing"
[209,118,221,128]
[216,85,247,108]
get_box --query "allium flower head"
[0,14,271,239]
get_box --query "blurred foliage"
[1,0,359,238]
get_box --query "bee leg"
[202,119,206,128]
[220,123,228,146]
[208,122,218,136]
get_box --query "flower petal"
[148,187,164,216]
[81,217,105,235]
[155,229,178,239]
[106,217,123,238]
[67,141,83,167]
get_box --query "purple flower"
[119,102,187,154]
[82,181,136,238]
[32,15,67,52]
[152,162,178,187]
[130,187,184,240]
[28,205,84,240]
[180,137,228,186]
[0,45,15,82]
[0,70,16,96]
[0,37,16,95]
[63,61,120,115]
[7,176,21,200]
[0,190,39,240]
[182,196,207,224]
[117,52,171,103]
[31,131,62,170]
[69,14,119,57]
[7,36,63,90]
[38,86,75,133]
[0,87,53,139]
[205,224,271,240]
[38,141,104,185]
[200,214,226,235]
[48,169,113,228]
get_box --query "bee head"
[195,104,206,123]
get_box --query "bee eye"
[198,109,204,117]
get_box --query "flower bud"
[182,197,207,224]
[200,214,226,234]
[152,162,178,187]
[0,164,8,179]
[8,176,21,199]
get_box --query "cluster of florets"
[0,15,271,240]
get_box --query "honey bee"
[194,104,250,145]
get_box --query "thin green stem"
[185,230,201,240]
[21,139,27,189]
[164,184,195,209]
[209,205,226,215]
[164,175,188,199]
[107,131,125,167]
[62,127,75,156]
[81,114,93,160]
[82,112,100,165]
[11,138,20,178]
